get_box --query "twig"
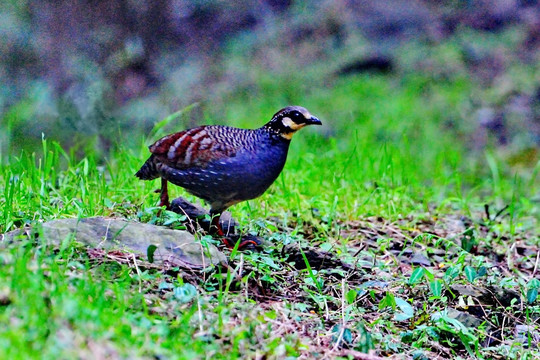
[132,253,142,293]
[175,205,197,233]
[197,294,203,333]
[196,234,207,282]
[336,349,388,360]
[97,219,112,248]
[331,278,347,352]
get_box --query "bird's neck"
[261,119,294,141]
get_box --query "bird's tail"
[135,155,159,180]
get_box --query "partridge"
[136,106,322,248]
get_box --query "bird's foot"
[221,234,262,250]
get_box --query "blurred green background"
[0,0,539,162]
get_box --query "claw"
[222,235,262,250]
[209,210,262,250]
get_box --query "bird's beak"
[306,116,322,125]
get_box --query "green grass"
[1,68,539,359]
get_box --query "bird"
[135,106,322,248]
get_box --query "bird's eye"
[291,111,302,120]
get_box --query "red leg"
[158,178,170,209]
[210,212,225,236]
[210,211,261,249]
[210,212,234,248]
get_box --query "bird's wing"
[149,126,245,168]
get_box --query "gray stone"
[1,217,227,269]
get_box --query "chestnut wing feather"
[148,126,241,169]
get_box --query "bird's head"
[264,106,322,140]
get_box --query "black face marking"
[264,106,320,139]
[279,110,306,125]
[278,109,308,125]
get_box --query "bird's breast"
[210,140,289,189]
[159,137,290,204]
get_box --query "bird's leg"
[209,210,260,249]
[209,211,225,236]
[158,178,170,209]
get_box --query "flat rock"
[2,217,227,269]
